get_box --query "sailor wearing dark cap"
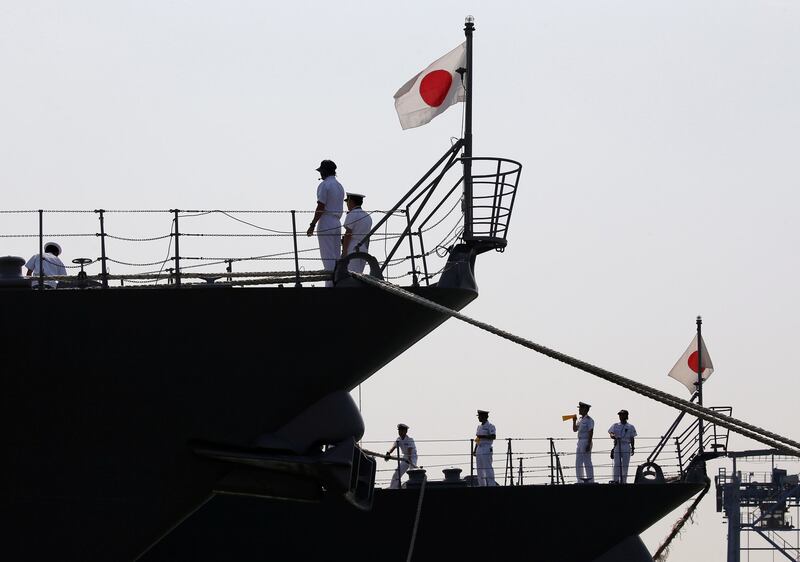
[608,409,637,483]
[572,401,594,483]
[307,160,345,287]
[25,241,67,288]
[472,409,497,486]
[385,423,417,489]
[342,192,372,273]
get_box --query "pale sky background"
[2,1,799,559]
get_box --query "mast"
[463,15,474,240]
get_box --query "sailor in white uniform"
[25,241,67,288]
[608,409,637,484]
[473,409,497,486]
[572,401,594,483]
[341,192,372,274]
[307,159,345,287]
[385,423,417,489]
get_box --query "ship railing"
[362,436,686,488]
[1,141,521,288]
[673,406,733,476]
[461,156,521,251]
[361,140,522,285]
[645,399,732,478]
[0,201,463,288]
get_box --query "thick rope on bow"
[351,273,800,456]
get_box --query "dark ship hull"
[2,146,696,560]
[143,482,704,562]
[4,282,477,561]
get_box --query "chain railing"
[2,142,521,289]
[362,435,686,489]
[0,205,462,288]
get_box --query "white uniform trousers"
[575,440,594,483]
[347,254,366,274]
[390,460,411,489]
[475,444,496,486]
[612,444,632,483]
[316,215,341,287]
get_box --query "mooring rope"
[351,273,800,456]
[652,479,711,561]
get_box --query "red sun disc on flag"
[419,70,453,107]
[687,350,701,373]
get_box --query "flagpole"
[463,15,474,240]
[697,315,704,454]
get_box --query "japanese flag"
[668,334,715,394]
[394,42,467,130]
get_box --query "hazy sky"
[2,1,799,558]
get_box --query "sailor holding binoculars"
[608,409,637,483]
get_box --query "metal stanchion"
[291,210,301,287]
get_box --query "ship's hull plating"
[3,284,477,561]
[143,482,704,562]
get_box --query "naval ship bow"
[2,19,524,561]
[3,19,718,562]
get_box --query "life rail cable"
[31,270,332,288]
[351,272,800,456]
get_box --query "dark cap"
[578,401,591,409]
[618,409,629,416]
[476,409,489,416]
[397,423,409,430]
[316,159,337,173]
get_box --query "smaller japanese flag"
[668,334,715,394]
[394,42,467,130]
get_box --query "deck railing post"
[549,438,555,485]
[504,438,514,486]
[96,209,109,289]
[226,259,233,283]
[518,457,523,485]
[172,209,181,287]
[675,436,683,476]
[405,208,419,286]
[417,229,430,286]
[38,209,44,291]
[470,438,475,485]
[291,210,301,287]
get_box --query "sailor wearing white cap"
[385,423,417,489]
[307,160,345,287]
[608,409,637,483]
[25,242,67,288]
[572,401,594,483]
[342,192,372,273]
[473,410,497,486]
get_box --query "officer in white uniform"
[473,409,497,486]
[25,241,67,288]
[307,159,345,287]
[608,409,637,483]
[385,423,417,489]
[341,192,372,274]
[572,401,594,483]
